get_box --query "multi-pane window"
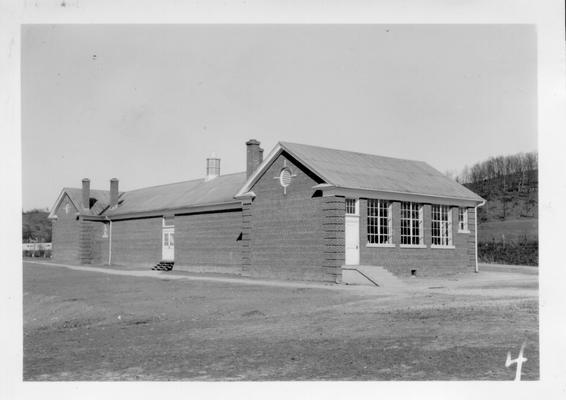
[432,205,453,246]
[163,231,174,246]
[345,198,357,215]
[367,199,392,244]
[458,207,469,232]
[400,202,423,245]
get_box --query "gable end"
[235,143,327,198]
[49,191,80,219]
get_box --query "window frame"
[400,201,424,248]
[366,199,394,247]
[431,205,454,248]
[345,198,359,216]
[162,216,175,228]
[458,207,470,233]
[279,168,292,188]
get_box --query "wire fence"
[22,243,52,258]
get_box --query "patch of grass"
[478,218,538,242]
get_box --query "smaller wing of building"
[48,172,248,268]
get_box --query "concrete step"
[342,265,407,289]
[151,261,174,271]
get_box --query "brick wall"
[111,217,162,266]
[359,198,477,277]
[92,221,110,265]
[51,194,80,264]
[245,152,338,282]
[79,218,94,264]
[175,210,243,273]
[78,219,109,265]
[241,199,252,274]
[322,196,345,283]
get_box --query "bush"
[478,238,538,266]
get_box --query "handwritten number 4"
[506,342,527,381]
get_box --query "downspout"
[475,200,486,273]
[474,206,479,273]
[105,216,112,266]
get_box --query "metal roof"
[106,172,247,217]
[278,142,484,202]
[52,141,482,219]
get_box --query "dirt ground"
[23,262,539,381]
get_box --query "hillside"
[464,169,538,243]
[464,169,538,242]
[462,165,537,266]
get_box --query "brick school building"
[48,140,484,284]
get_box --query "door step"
[151,261,175,271]
[342,265,407,289]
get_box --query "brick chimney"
[110,178,119,208]
[246,139,263,178]
[82,178,90,210]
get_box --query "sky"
[21,24,537,211]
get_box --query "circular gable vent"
[279,168,292,187]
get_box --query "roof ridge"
[279,141,427,165]
[124,171,247,194]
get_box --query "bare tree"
[459,151,538,188]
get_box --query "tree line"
[456,151,538,193]
[22,208,52,243]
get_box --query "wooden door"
[162,228,174,261]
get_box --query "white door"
[162,228,174,261]
[345,215,360,265]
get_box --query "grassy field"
[478,218,538,242]
[23,262,539,381]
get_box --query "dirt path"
[25,260,373,291]
[23,262,538,380]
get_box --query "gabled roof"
[51,141,484,221]
[236,141,484,204]
[106,172,247,217]
[48,188,112,219]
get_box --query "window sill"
[399,244,427,249]
[431,245,456,249]
[366,243,396,248]
[458,230,470,234]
